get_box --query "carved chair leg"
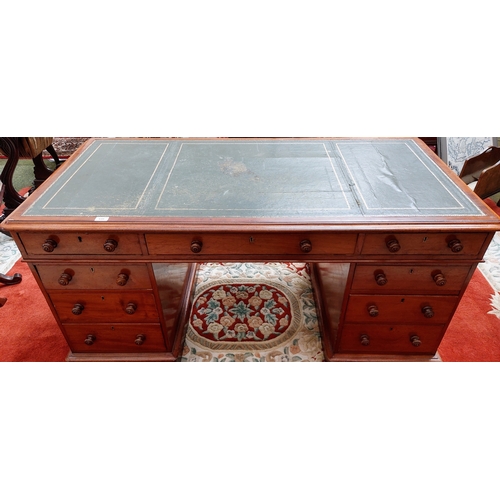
[31,143,63,191]
[32,153,54,190]
[0,137,24,221]
[0,272,22,285]
[1,138,61,222]
[46,144,64,168]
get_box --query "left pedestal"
[17,234,198,362]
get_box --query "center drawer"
[49,291,159,323]
[145,232,357,257]
[344,294,458,324]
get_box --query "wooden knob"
[374,271,387,286]
[367,304,379,317]
[72,303,84,315]
[300,239,312,253]
[386,237,401,253]
[410,335,422,347]
[125,302,137,315]
[116,273,129,286]
[422,305,434,318]
[432,271,446,286]
[84,334,96,345]
[103,239,118,252]
[190,240,203,253]
[58,273,72,286]
[135,334,146,345]
[42,239,57,252]
[448,238,463,253]
[360,334,370,346]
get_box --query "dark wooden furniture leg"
[0,265,22,308]
[1,137,62,221]
[32,152,55,189]
[32,142,64,190]
[0,137,24,223]
[0,272,22,285]
[46,144,64,167]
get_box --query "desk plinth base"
[66,351,178,362]
[323,352,442,362]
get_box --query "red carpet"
[439,269,500,361]
[1,258,499,362]
[437,197,500,361]
[1,259,69,361]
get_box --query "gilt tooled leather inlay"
[24,139,483,219]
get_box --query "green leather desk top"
[18,138,489,221]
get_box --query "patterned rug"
[0,231,21,274]
[181,263,324,362]
[479,232,500,293]
[51,137,91,157]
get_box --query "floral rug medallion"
[181,263,324,362]
[190,281,298,344]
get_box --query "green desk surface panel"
[24,138,483,219]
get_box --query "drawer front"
[146,232,357,257]
[338,324,444,354]
[20,232,143,256]
[351,264,472,294]
[361,232,488,256]
[36,264,152,290]
[344,295,458,324]
[64,324,166,353]
[50,292,159,323]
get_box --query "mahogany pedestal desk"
[3,138,500,361]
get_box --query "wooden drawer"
[344,294,458,324]
[146,232,357,257]
[360,232,488,256]
[351,264,472,294]
[49,291,159,323]
[36,264,152,290]
[338,324,444,354]
[20,232,143,256]
[64,324,166,353]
